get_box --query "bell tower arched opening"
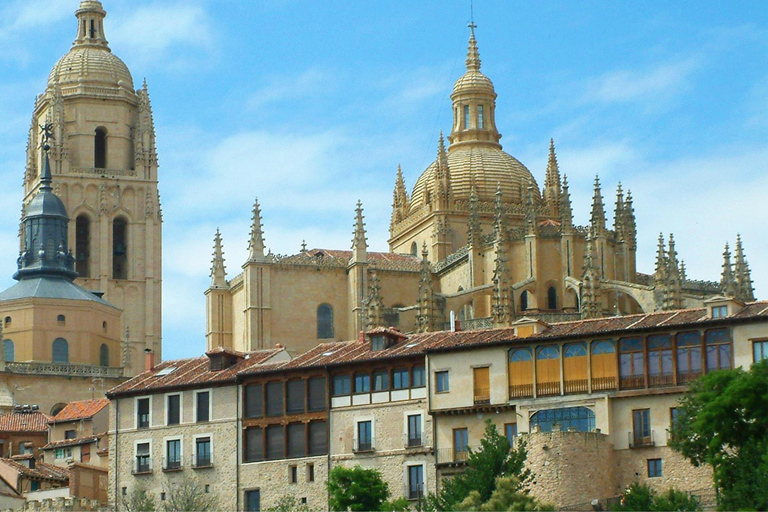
[112,217,128,279]
[94,127,107,169]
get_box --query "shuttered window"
[167,394,180,425]
[266,382,283,416]
[244,384,263,418]
[473,367,490,403]
[244,427,263,462]
[308,421,327,456]
[266,425,284,460]
[287,423,306,458]
[308,377,326,411]
[287,381,305,414]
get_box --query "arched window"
[100,344,109,367]
[530,406,595,433]
[547,286,557,310]
[94,127,107,168]
[75,215,90,277]
[564,343,588,394]
[520,291,529,311]
[52,338,69,363]
[50,403,66,416]
[591,340,617,390]
[102,321,107,332]
[317,304,334,339]
[676,331,702,384]
[648,334,673,386]
[619,337,644,389]
[57,315,66,324]
[508,348,533,399]
[410,242,418,256]
[536,346,560,396]
[113,217,128,279]
[3,340,14,362]
[477,105,484,129]
[4,317,10,327]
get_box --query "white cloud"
[0,0,72,61]
[247,68,333,110]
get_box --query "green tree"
[380,497,411,511]
[161,480,216,512]
[669,359,768,509]
[455,476,554,511]
[327,465,390,511]
[611,483,699,511]
[265,495,314,512]
[120,484,156,512]
[427,420,535,511]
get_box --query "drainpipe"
[236,383,241,511]
[325,365,331,512]
[114,398,119,510]
[426,352,438,496]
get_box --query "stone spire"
[734,235,755,301]
[467,180,482,247]
[416,242,435,332]
[74,1,109,49]
[493,183,508,243]
[14,140,77,281]
[247,198,266,261]
[613,183,625,240]
[351,201,367,262]
[491,235,512,326]
[466,22,481,72]
[210,229,227,289]
[654,233,668,287]
[581,234,601,319]
[679,260,687,282]
[365,264,384,330]
[134,79,158,169]
[720,243,736,297]
[543,139,561,214]
[665,234,683,309]
[434,132,452,210]
[559,175,573,232]
[390,165,408,227]
[623,190,637,250]
[524,180,537,235]
[590,175,606,236]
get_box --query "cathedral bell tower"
[22,0,162,376]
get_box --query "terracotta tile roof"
[107,348,285,397]
[42,435,101,450]
[0,459,69,482]
[0,412,51,433]
[51,399,109,423]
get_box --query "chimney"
[450,311,456,332]
[144,348,155,372]
[358,331,365,342]
[275,343,283,349]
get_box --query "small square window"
[205,484,210,494]
[290,465,298,484]
[712,306,728,318]
[307,463,315,482]
[122,487,127,496]
[648,458,662,478]
[435,371,449,392]
[301,497,307,504]
[160,492,166,501]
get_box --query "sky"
[0,0,766,361]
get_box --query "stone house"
[42,398,110,469]
[0,407,51,459]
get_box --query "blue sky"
[0,1,766,360]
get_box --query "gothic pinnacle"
[352,201,368,260]
[248,198,266,261]
[466,21,481,72]
[210,229,227,288]
[590,175,606,235]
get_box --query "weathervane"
[469,0,476,30]
[39,122,54,148]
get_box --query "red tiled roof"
[0,459,69,482]
[51,398,109,423]
[107,348,285,397]
[0,412,51,433]
[42,435,101,451]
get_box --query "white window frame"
[354,416,375,452]
[133,439,152,472]
[403,410,425,447]
[404,462,427,499]
[192,432,214,467]
[193,388,212,423]
[165,392,183,426]
[134,396,152,430]
[162,435,183,470]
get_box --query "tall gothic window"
[547,286,557,310]
[94,128,107,169]
[75,215,90,277]
[100,344,109,367]
[317,304,334,339]
[477,105,484,129]
[52,338,69,363]
[520,290,529,311]
[113,217,128,279]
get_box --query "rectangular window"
[196,391,210,422]
[453,428,468,462]
[412,366,425,387]
[308,377,326,411]
[463,105,470,129]
[354,373,370,393]
[195,437,211,467]
[407,414,422,447]
[308,421,327,456]
[712,305,727,318]
[393,368,409,389]
[333,375,351,396]
[408,465,424,500]
[307,463,315,482]
[135,442,150,473]
[371,335,385,351]
[244,489,260,512]
[648,458,662,478]
[287,423,306,458]
[137,398,150,429]
[266,425,284,460]
[436,371,449,392]
[754,340,768,363]
[356,420,372,452]
[244,427,263,463]
[287,380,305,414]
[373,370,389,391]
[244,384,263,418]
[632,409,651,447]
[165,439,181,470]
[289,465,298,484]
[167,394,180,425]
[265,382,284,416]
[64,430,76,440]
[477,105,484,129]
[669,408,679,441]
[505,423,517,445]
[473,367,490,403]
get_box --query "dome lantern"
[74,0,109,49]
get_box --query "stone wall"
[613,446,712,496]
[239,456,328,511]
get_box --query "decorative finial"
[248,198,266,261]
[466,21,481,72]
[301,240,307,252]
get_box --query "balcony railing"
[406,483,425,501]
[629,430,655,448]
[191,454,213,468]
[132,458,152,475]
[591,376,617,391]
[353,437,374,453]
[677,370,702,385]
[509,384,534,399]
[162,457,182,471]
[564,379,588,394]
[473,388,490,404]
[436,447,472,465]
[620,375,645,390]
[537,381,560,396]
[404,434,423,448]
[649,373,675,387]
[5,361,124,379]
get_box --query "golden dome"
[49,46,133,89]
[452,70,495,96]
[409,145,540,213]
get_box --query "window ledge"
[131,470,152,476]
[192,463,213,470]
[162,466,183,472]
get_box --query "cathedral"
[0,0,162,413]
[206,25,756,356]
